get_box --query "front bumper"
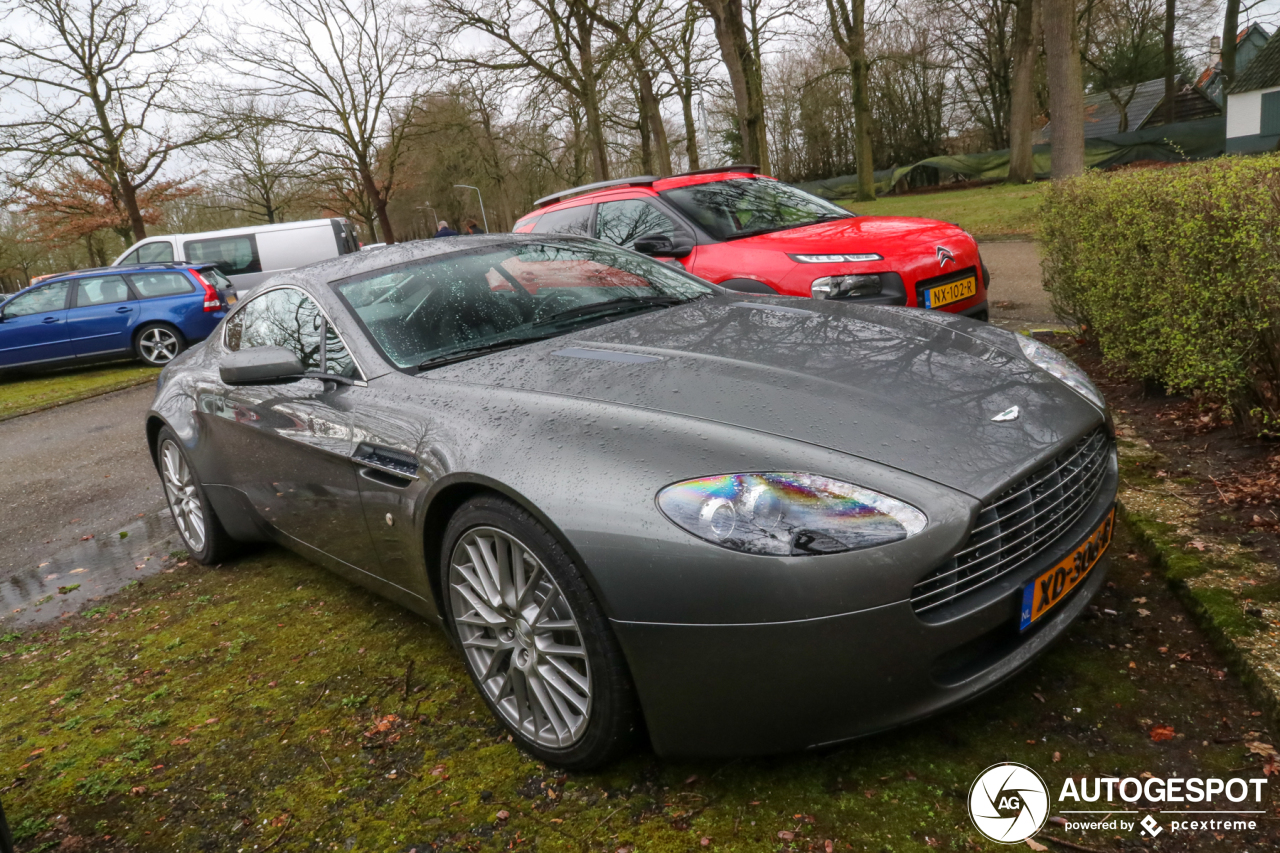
[611,458,1116,757]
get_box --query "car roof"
[528,165,766,212]
[135,218,342,243]
[37,262,214,283]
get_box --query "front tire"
[156,427,237,564]
[136,324,185,366]
[443,495,637,768]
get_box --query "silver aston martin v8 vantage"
[146,235,1117,768]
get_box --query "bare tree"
[1043,0,1084,177]
[589,0,673,176]
[697,0,771,173]
[206,103,319,224]
[824,0,875,200]
[438,0,618,182]
[222,0,428,244]
[0,0,221,241]
[1007,0,1041,183]
[654,1,716,171]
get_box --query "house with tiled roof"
[1226,29,1280,153]
[1199,23,1270,105]
[1039,76,1221,141]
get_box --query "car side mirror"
[219,346,305,385]
[634,232,692,259]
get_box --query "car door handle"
[42,317,59,324]
[115,306,134,313]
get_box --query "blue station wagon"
[0,263,236,370]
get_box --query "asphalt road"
[0,383,178,625]
[982,240,1057,325]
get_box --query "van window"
[119,241,174,265]
[129,271,196,299]
[332,219,359,255]
[532,205,592,236]
[184,235,262,276]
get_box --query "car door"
[67,275,138,356]
[202,285,378,570]
[0,281,73,367]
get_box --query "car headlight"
[1018,335,1105,409]
[811,274,882,299]
[789,253,882,263]
[656,472,926,556]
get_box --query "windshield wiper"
[530,294,687,327]
[417,334,562,371]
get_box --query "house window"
[1261,91,1280,136]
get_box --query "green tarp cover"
[798,117,1227,199]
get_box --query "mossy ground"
[837,183,1047,241]
[0,362,157,421]
[3,524,1276,852]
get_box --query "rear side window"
[532,205,592,236]
[74,276,132,306]
[129,271,195,299]
[595,199,677,248]
[184,235,262,276]
[3,281,71,316]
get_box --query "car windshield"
[334,239,714,370]
[661,177,853,241]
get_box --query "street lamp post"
[416,204,438,238]
[453,185,489,233]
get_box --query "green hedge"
[1041,156,1280,431]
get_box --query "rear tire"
[135,323,185,366]
[442,495,638,769]
[155,427,237,564]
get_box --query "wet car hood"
[429,298,1103,499]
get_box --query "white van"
[112,219,362,293]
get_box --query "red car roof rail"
[534,176,658,208]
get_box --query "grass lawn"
[838,182,1048,241]
[0,362,158,421]
[1,524,1275,852]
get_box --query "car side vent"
[911,426,1113,615]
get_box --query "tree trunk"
[582,84,611,181]
[637,65,672,175]
[700,0,769,173]
[1164,0,1177,125]
[358,161,395,244]
[680,85,701,170]
[1007,0,1041,184]
[848,0,874,202]
[1043,0,1085,178]
[638,91,655,175]
[1222,0,1240,86]
[116,174,148,242]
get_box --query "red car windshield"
[660,177,853,241]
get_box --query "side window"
[325,325,356,377]
[225,288,324,371]
[532,205,592,236]
[74,276,132,306]
[137,242,174,263]
[119,249,140,265]
[3,281,71,316]
[1263,91,1280,136]
[129,271,195,299]
[184,235,262,276]
[595,200,676,248]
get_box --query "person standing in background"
[465,219,485,235]
[434,221,459,237]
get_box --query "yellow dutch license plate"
[1020,508,1115,631]
[226,294,238,305]
[925,276,976,309]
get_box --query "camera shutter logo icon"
[968,763,1051,843]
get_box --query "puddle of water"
[1,509,181,628]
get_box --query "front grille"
[911,427,1112,614]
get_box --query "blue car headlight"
[1018,335,1105,409]
[656,473,927,556]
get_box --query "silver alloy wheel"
[160,439,206,554]
[139,327,180,364]
[449,526,592,748]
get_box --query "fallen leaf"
[170,737,190,745]
[1133,597,1148,604]
[700,838,711,847]
[1137,608,1151,617]
[1150,724,1176,742]
[496,810,509,821]
[824,841,834,853]
[1025,839,1049,852]
[1052,751,1061,762]
[1185,540,1207,551]
[1033,692,1046,703]
[777,830,795,842]
[1246,741,1278,759]
[69,568,86,575]
[80,535,93,541]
